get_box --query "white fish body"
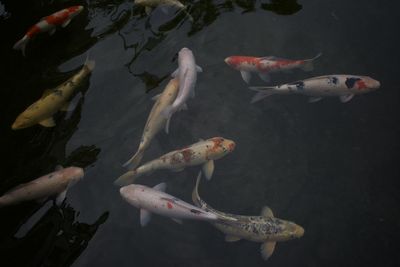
[115,137,235,186]
[162,47,202,133]
[120,183,220,226]
[250,74,381,103]
[123,78,180,169]
[0,166,84,207]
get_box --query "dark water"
[1,0,399,266]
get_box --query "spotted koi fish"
[13,6,84,56]
[12,58,95,130]
[120,182,234,226]
[250,74,381,103]
[225,53,321,83]
[192,172,304,261]
[114,137,235,186]
[0,166,83,207]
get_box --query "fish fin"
[55,189,67,206]
[249,87,277,103]
[240,70,251,84]
[172,167,185,172]
[55,165,64,171]
[261,206,274,218]
[171,218,183,224]
[61,19,71,28]
[39,117,56,127]
[123,149,144,169]
[151,93,161,101]
[171,68,179,78]
[140,209,152,226]
[196,65,203,72]
[114,171,137,186]
[302,53,321,72]
[13,36,29,56]
[258,72,271,83]
[145,7,152,15]
[260,242,276,260]
[340,94,354,103]
[84,56,96,72]
[41,89,53,99]
[202,160,214,180]
[153,182,166,192]
[311,52,322,61]
[225,235,241,242]
[162,105,174,134]
[308,97,323,103]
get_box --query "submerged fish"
[225,53,321,83]
[162,47,202,134]
[120,182,225,226]
[0,166,84,207]
[135,0,186,15]
[115,137,235,186]
[13,6,84,56]
[192,173,304,260]
[123,78,180,169]
[250,74,381,103]
[11,59,95,130]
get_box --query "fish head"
[68,6,84,17]
[361,76,381,91]
[120,184,147,207]
[11,114,34,130]
[178,47,193,59]
[274,219,304,241]
[62,167,84,185]
[224,56,248,69]
[206,137,236,158]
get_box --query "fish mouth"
[295,226,305,238]
[224,57,231,65]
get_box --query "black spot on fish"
[54,89,63,97]
[48,174,53,179]
[345,77,361,89]
[328,76,338,85]
[289,81,305,90]
[190,209,201,214]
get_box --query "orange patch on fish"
[167,202,173,209]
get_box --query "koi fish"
[192,172,304,261]
[225,53,322,83]
[11,58,95,130]
[123,78,180,169]
[0,166,84,207]
[250,74,381,103]
[120,182,228,226]
[13,6,84,56]
[114,137,235,186]
[135,0,185,15]
[162,47,202,134]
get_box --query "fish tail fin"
[114,170,140,186]
[191,171,202,207]
[122,149,144,169]
[13,36,29,56]
[302,52,322,72]
[162,105,174,134]
[249,86,278,103]
[84,54,96,72]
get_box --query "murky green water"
[1,0,399,266]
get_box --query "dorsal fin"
[153,183,166,192]
[261,206,274,217]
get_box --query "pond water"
[0,0,399,266]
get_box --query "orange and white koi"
[13,6,84,56]
[224,53,321,83]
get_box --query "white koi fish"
[123,78,180,169]
[120,182,226,226]
[13,6,84,56]
[192,172,304,260]
[162,47,202,134]
[11,58,95,130]
[0,166,84,207]
[135,0,185,14]
[250,74,381,103]
[115,137,235,186]
[225,53,321,83]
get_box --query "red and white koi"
[120,183,231,226]
[13,6,84,56]
[250,75,381,103]
[224,53,322,83]
[114,137,235,186]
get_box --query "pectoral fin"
[151,93,161,101]
[340,94,354,103]
[261,206,274,218]
[225,235,241,242]
[240,71,251,84]
[55,190,67,206]
[171,218,183,224]
[258,72,271,83]
[260,242,276,260]
[196,65,203,72]
[39,117,56,127]
[171,68,179,77]
[140,209,152,226]
[202,160,214,180]
[61,19,71,28]
[308,97,323,103]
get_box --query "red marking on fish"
[228,142,235,152]
[45,10,70,25]
[167,202,173,209]
[356,80,368,90]
[26,25,42,38]
[170,149,194,164]
[181,149,193,163]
